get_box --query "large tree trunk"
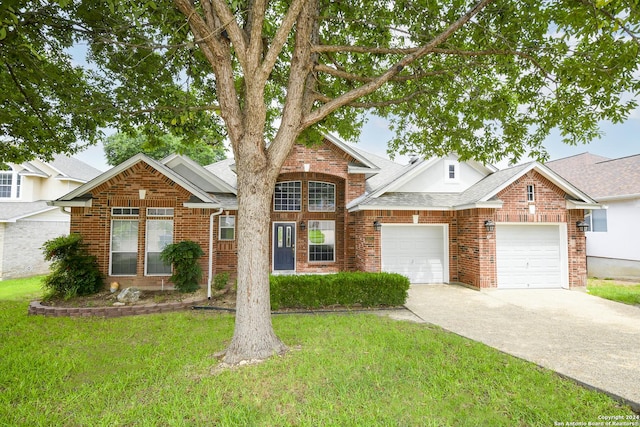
[222,149,287,365]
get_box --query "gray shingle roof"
[0,201,56,221]
[205,158,237,189]
[546,153,640,199]
[51,154,103,182]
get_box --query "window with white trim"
[527,185,535,202]
[585,209,608,232]
[308,181,335,212]
[0,168,21,199]
[110,219,139,276]
[274,181,301,211]
[145,208,173,275]
[308,220,335,262]
[219,215,235,240]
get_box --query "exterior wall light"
[373,220,382,231]
[484,220,495,232]
[299,221,306,231]
[576,220,589,232]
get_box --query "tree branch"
[314,63,453,82]
[259,0,306,83]
[299,0,495,130]
[209,0,249,68]
[314,89,434,109]
[173,0,243,153]
[313,46,552,80]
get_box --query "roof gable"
[53,154,217,205]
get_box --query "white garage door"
[381,225,447,283]
[496,224,566,289]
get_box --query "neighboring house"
[0,155,102,280]
[51,135,598,292]
[547,153,640,280]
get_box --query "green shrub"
[41,234,103,300]
[160,241,204,293]
[270,272,410,310]
[213,272,230,291]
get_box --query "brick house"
[51,134,598,293]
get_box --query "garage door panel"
[496,224,565,289]
[381,225,447,283]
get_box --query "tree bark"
[222,143,287,365]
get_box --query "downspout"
[208,208,224,299]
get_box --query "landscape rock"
[117,287,141,303]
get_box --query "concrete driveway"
[403,285,640,410]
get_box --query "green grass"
[588,278,640,306]
[0,275,44,301]
[0,301,633,426]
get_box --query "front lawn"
[588,278,640,306]
[0,300,633,426]
[0,275,43,301]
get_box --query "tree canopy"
[2,1,640,164]
[103,130,226,166]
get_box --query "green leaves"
[3,0,640,165]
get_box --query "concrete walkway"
[403,285,640,410]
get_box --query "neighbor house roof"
[546,152,640,200]
[0,201,58,222]
[18,154,102,183]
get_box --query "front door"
[273,222,295,271]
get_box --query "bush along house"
[50,134,600,294]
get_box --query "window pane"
[112,221,138,252]
[0,173,12,198]
[112,252,137,275]
[111,220,138,275]
[308,182,335,212]
[274,181,301,211]
[219,216,235,240]
[592,210,608,232]
[308,221,335,262]
[147,252,172,275]
[146,220,173,275]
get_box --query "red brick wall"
[354,210,459,280]
[492,170,586,288]
[456,209,497,289]
[70,162,214,289]
[70,150,587,291]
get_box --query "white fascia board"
[596,193,640,202]
[183,202,229,209]
[48,199,93,207]
[453,201,503,210]
[55,176,87,184]
[566,200,602,210]
[348,165,381,176]
[348,204,455,212]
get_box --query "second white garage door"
[381,225,448,283]
[496,224,567,289]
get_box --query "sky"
[75,114,640,172]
